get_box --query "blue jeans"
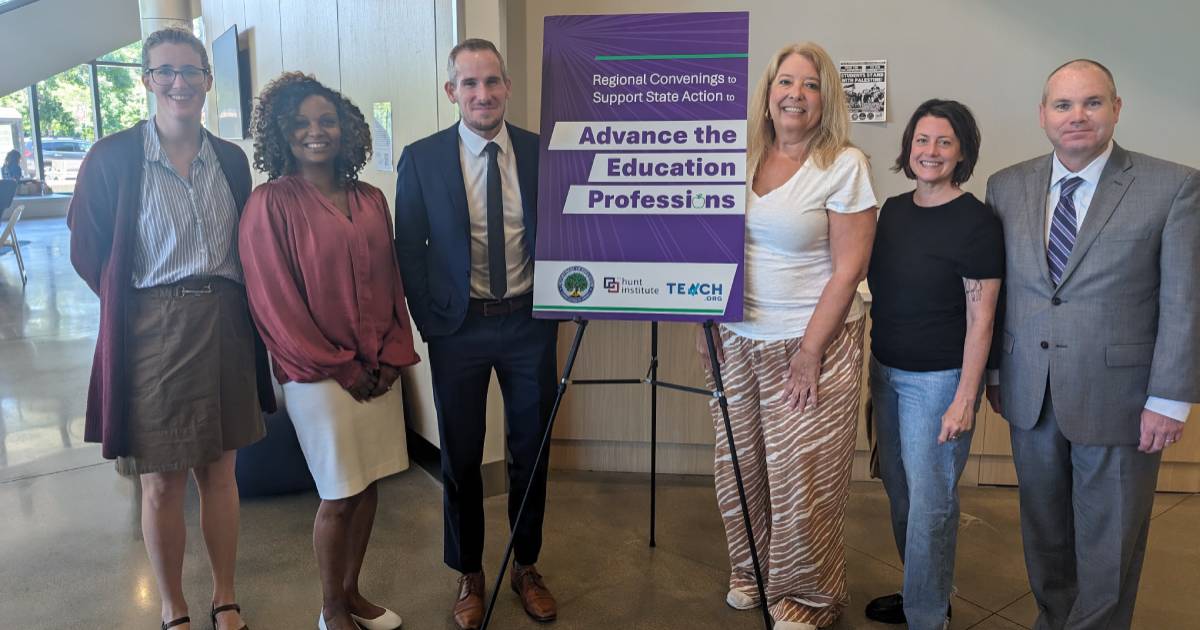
[869,358,976,630]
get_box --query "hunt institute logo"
[604,276,660,295]
[557,266,594,303]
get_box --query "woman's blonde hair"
[746,42,853,178]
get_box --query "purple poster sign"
[532,12,748,322]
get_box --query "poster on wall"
[533,11,749,322]
[840,59,887,122]
[371,102,393,172]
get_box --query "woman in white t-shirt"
[697,42,877,630]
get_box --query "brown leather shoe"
[453,571,485,630]
[510,563,557,622]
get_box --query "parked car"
[40,137,92,181]
[21,138,36,176]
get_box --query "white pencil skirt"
[283,379,409,500]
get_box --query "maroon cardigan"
[68,120,277,459]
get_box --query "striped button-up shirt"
[131,118,242,288]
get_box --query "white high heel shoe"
[351,608,403,630]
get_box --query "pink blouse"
[239,175,419,388]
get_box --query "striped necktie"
[1047,176,1084,285]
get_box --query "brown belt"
[468,292,533,316]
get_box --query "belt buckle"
[481,298,506,317]
[174,283,213,298]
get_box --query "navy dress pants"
[427,305,559,573]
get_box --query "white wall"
[0,0,143,97]
[511,0,1200,204]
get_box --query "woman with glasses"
[68,27,274,630]
[239,72,418,630]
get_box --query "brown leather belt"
[468,292,533,316]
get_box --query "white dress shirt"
[457,121,532,300]
[1042,142,1191,422]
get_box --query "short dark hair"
[3,150,18,166]
[142,27,210,72]
[1043,58,1117,103]
[447,38,507,84]
[893,98,981,187]
[250,72,371,188]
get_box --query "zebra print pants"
[706,318,865,626]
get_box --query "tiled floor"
[2,217,1197,629]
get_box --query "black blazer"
[394,121,540,338]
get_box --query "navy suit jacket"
[394,121,540,339]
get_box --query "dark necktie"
[484,141,507,300]
[1047,176,1084,285]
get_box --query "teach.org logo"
[666,282,724,302]
[557,266,594,303]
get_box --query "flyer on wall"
[533,11,749,322]
[371,101,393,172]
[839,59,887,122]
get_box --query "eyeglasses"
[145,65,210,86]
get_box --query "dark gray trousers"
[1010,388,1161,630]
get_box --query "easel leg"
[704,320,773,630]
[480,318,589,630]
[649,321,659,548]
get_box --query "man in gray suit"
[985,59,1199,629]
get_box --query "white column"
[461,0,507,54]
[139,0,192,37]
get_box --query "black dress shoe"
[864,593,952,625]
[865,593,905,624]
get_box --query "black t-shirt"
[867,191,1004,371]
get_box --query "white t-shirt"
[724,146,877,340]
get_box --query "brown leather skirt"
[116,277,265,476]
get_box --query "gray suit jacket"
[985,143,1200,445]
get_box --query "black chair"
[0,179,16,214]
[235,407,316,497]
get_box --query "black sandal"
[162,617,189,630]
[211,603,249,630]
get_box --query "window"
[97,65,148,138]
[34,64,97,193]
[0,88,35,177]
[2,40,148,193]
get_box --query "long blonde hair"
[746,42,853,179]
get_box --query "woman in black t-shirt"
[863,99,1003,630]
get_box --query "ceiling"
[0,0,141,97]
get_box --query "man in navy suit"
[394,38,559,630]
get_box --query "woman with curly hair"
[238,72,419,630]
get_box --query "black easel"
[479,319,773,629]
